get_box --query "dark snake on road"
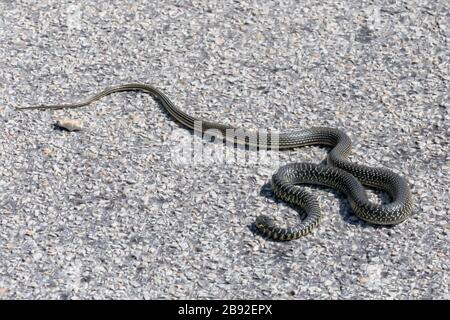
[18,83,414,240]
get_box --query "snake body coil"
[18,83,414,240]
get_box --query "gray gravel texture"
[0,0,449,299]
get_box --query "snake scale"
[18,83,414,240]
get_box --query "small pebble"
[55,117,83,131]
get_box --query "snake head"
[255,215,275,230]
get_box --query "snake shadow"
[248,180,393,241]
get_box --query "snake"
[17,83,414,240]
